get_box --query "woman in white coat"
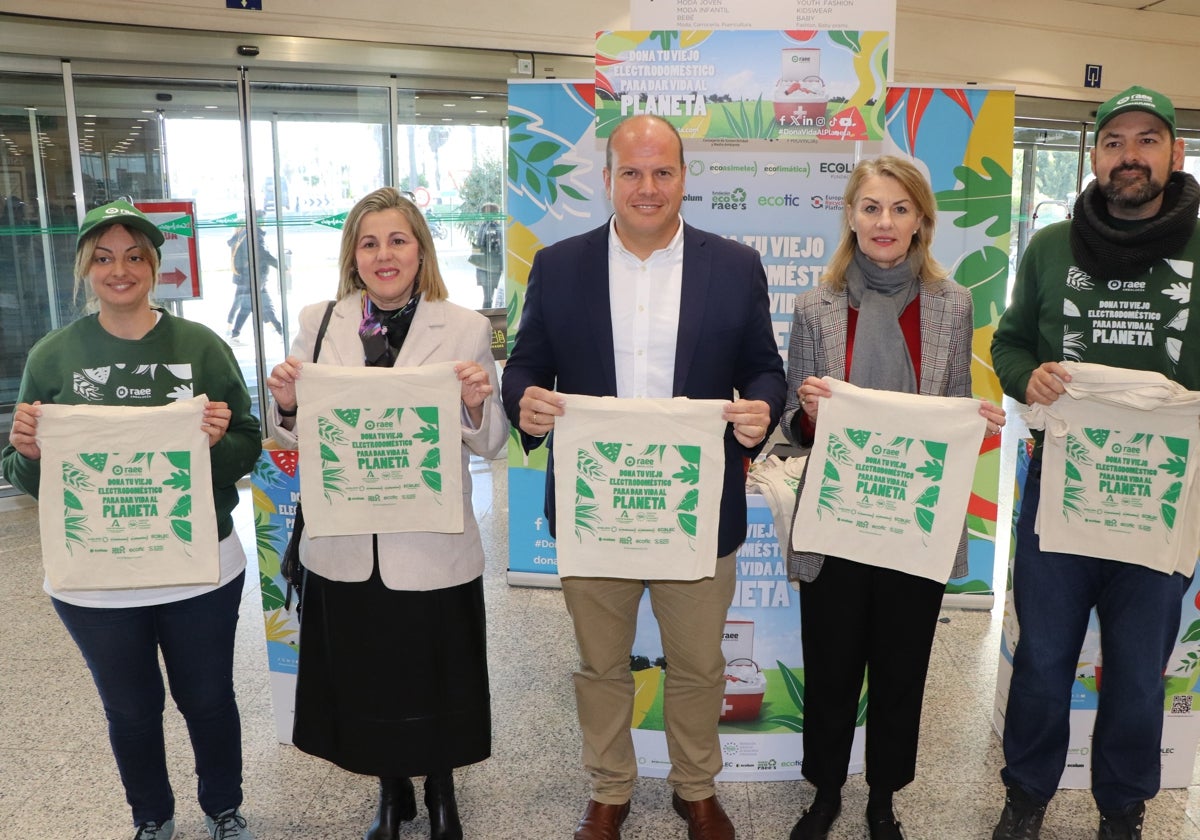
[266,187,507,840]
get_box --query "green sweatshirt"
[992,219,1200,404]
[1,310,261,539]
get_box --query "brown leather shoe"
[573,799,631,840]
[672,792,735,840]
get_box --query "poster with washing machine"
[629,496,866,780]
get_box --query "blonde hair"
[73,224,161,311]
[822,155,946,291]
[336,187,448,303]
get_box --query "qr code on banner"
[1171,694,1193,715]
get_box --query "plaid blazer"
[782,278,974,582]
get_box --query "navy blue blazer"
[501,220,786,559]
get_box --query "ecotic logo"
[758,194,807,209]
[712,187,748,211]
[809,195,845,211]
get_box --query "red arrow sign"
[159,268,189,287]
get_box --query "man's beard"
[1101,163,1166,210]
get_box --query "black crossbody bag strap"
[282,299,337,612]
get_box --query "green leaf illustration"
[130,452,155,469]
[1084,428,1111,449]
[63,489,84,511]
[673,462,700,485]
[163,469,191,491]
[576,477,595,500]
[952,245,1011,330]
[676,488,699,512]
[1065,460,1083,482]
[323,467,347,501]
[575,502,600,538]
[817,483,843,518]
[675,445,701,465]
[914,485,940,508]
[1164,436,1191,458]
[828,30,862,53]
[64,513,90,554]
[1162,503,1177,530]
[846,428,872,448]
[415,406,439,425]
[62,462,92,491]
[165,451,191,470]
[823,459,841,482]
[318,416,348,445]
[1066,434,1093,464]
[259,573,285,612]
[577,450,605,480]
[641,444,667,460]
[887,436,915,453]
[414,424,440,445]
[595,442,623,463]
[915,506,936,535]
[933,157,1013,238]
[421,470,442,494]
[915,460,943,482]
[251,457,285,488]
[677,512,697,537]
[1159,456,1188,478]
[922,440,948,461]
[762,715,805,733]
[1163,481,1183,504]
[1063,482,1086,519]
[167,495,192,519]
[826,435,852,465]
[170,518,193,544]
[776,660,805,715]
[420,448,441,470]
[79,452,109,472]
[1180,619,1200,644]
[333,408,361,427]
[319,442,340,464]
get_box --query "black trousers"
[798,555,946,792]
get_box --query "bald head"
[605,115,685,172]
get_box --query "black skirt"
[292,560,491,778]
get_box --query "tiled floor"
[4,457,1200,839]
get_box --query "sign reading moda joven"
[595,30,888,144]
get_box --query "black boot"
[424,773,463,840]
[364,776,416,840]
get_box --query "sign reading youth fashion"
[630,0,896,37]
[134,199,201,300]
[596,30,888,144]
[36,397,218,590]
[552,395,727,580]
[295,362,463,537]
[792,379,986,583]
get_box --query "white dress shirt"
[608,215,684,398]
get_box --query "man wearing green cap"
[990,85,1200,840]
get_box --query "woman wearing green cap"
[0,200,262,840]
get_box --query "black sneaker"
[1098,802,1145,840]
[789,798,841,840]
[992,785,1046,840]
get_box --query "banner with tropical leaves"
[251,445,301,744]
[595,30,888,144]
[885,86,1015,603]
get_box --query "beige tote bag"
[791,378,985,583]
[37,397,218,590]
[295,361,464,537]
[552,394,727,580]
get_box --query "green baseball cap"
[77,200,165,258]
[1094,85,1176,139]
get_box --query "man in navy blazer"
[502,115,785,840]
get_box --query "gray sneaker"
[1098,802,1145,840]
[204,808,255,840]
[992,786,1046,840]
[133,819,175,840]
